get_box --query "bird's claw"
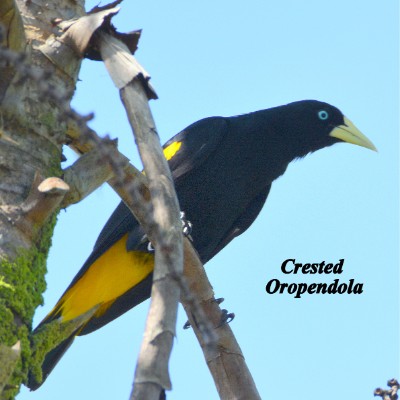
[143,212,192,251]
[180,211,193,238]
[183,299,234,330]
[218,309,235,327]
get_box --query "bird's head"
[279,100,377,159]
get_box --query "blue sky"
[19,1,398,399]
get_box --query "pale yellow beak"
[329,116,377,151]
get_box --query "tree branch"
[181,240,261,400]
[22,174,69,226]
[0,173,69,254]
[61,141,130,208]
[97,31,183,399]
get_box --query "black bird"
[28,100,376,389]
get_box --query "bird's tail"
[27,304,98,391]
[27,331,76,390]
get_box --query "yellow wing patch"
[163,141,182,161]
[52,234,154,322]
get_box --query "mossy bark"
[0,0,84,397]
[0,218,55,399]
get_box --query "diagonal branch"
[181,240,261,400]
[61,140,130,207]
[97,31,183,399]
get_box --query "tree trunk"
[0,0,84,397]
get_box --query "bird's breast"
[174,141,282,262]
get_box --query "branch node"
[7,173,70,237]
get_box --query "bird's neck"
[231,109,306,165]
[222,111,296,189]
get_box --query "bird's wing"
[206,184,271,261]
[41,116,229,321]
[164,116,228,182]
[94,200,137,253]
[93,115,229,255]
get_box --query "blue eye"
[318,110,329,120]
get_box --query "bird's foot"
[213,298,235,327]
[218,309,235,327]
[183,298,235,329]
[180,211,193,239]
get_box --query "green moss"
[0,212,58,399]
[1,259,38,329]
[39,112,57,131]
[0,277,14,291]
[28,304,99,388]
[0,326,31,400]
[46,147,63,178]
[0,214,56,327]
[0,304,15,345]
[28,319,63,386]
